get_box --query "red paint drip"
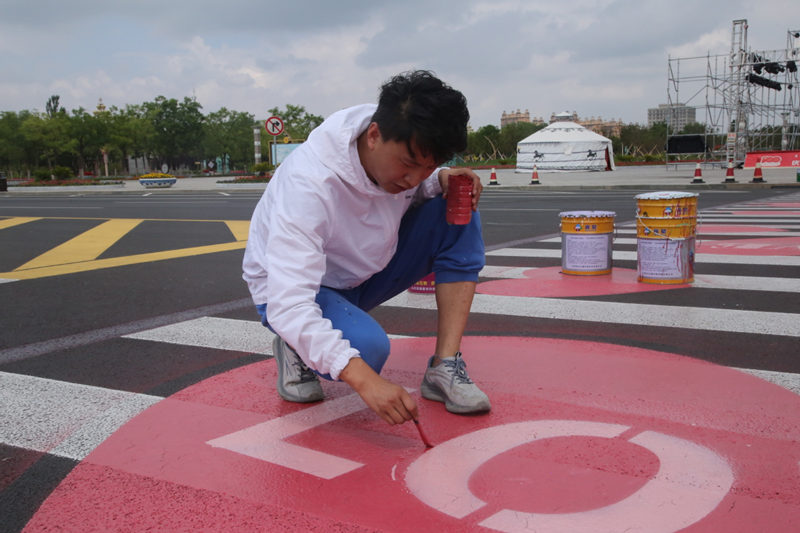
[413,419,434,448]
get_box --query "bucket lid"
[635,191,698,200]
[559,210,616,218]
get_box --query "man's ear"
[366,122,381,149]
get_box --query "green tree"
[69,108,107,177]
[143,96,205,170]
[497,122,545,158]
[467,125,501,158]
[618,122,668,156]
[45,95,65,118]
[266,104,323,140]
[203,108,256,171]
[680,122,708,134]
[20,111,74,174]
[0,111,29,175]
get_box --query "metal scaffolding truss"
[666,19,800,166]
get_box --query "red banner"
[744,150,800,168]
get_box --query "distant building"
[501,109,545,127]
[93,98,107,115]
[579,115,624,138]
[647,103,696,130]
[549,111,623,138]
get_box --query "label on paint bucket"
[559,210,615,275]
[637,237,695,283]
[562,233,613,274]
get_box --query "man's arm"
[339,358,418,425]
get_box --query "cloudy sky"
[1,0,798,128]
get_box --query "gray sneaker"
[272,336,324,403]
[420,352,491,414]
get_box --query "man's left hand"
[439,167,483,210]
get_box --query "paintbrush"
[413,419,434,448]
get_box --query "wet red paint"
[746,202,800,208]
[697,236,800,256]
[728,210,800,217]
[477,266,687,298]
[27,337,800,531]
[697,224,787,233]
[413,419,434,448]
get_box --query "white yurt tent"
[516,120,615,172]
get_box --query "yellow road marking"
[0,217,42,230]
[16,219,143,270]
[0,217,252,281]
[224,220,250,241]
[1,241,247,280]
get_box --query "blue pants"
[257,195,485,379]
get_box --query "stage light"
[787,60,797,73]
[746,73,782,90]
[764,62,785,74]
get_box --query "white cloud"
[1,0,799,126]
[667,28,732,58]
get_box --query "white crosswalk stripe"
[0,372,160,460]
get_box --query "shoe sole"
[420,379,491,414]
[273,338,324,403]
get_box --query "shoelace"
[295,361,318,383]
[441,352,474,385]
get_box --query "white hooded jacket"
[242,104,443,379]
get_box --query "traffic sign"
[265,116,284,136]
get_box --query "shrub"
[251,162,275,174]
[33,168,52,181]
[53,166,74,180]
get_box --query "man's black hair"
[371,70,469,165]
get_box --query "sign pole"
[265,116,285,168]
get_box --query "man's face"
[362,123,439,194]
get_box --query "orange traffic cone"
[751,158,766,183]
[691,163,704,184]
[488,168,499,185]
[530,165,540,185]
[723,159,736,183]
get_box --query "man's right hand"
[339,357,418,425]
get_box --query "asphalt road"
[1,187,799,532]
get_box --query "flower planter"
[139,177,176,188]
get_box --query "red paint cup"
[446,174,473,225]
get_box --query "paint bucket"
[559,211,616,275]
[635,191,698,284]
[446,175,473,225]
[408,273,436,293]
[635,191,698,219]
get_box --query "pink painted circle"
[27,337,800,532]
[696,236,800,256]
[477,266,688,298]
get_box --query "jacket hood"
[305,103,387,196]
